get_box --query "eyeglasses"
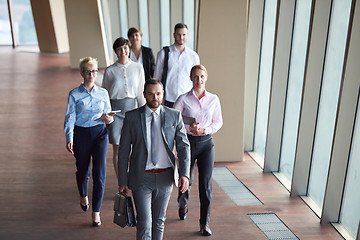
[83,70,98,75]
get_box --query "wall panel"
[197,0,247,162]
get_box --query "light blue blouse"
[64,83,112,143]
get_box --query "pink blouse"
[173,89,223,136]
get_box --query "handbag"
[113,192,136,228]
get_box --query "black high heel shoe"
[92,221,101,227]
[200,224,212,236]
[80,202,89,212]
[92,212,101,227]
[80,196,89,212]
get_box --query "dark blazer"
[141,46,155,81]
[118,105,190,191]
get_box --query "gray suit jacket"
[118,105,190,190]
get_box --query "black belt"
[187,134,212,141]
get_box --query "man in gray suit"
[118,79,190,240]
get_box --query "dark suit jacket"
[118,105,190,191]
[141,46,155,81]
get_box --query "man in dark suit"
[118,79,190,240]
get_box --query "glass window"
[138,0,149,47]
[307,0,352,209]
[279,0,312,181]
[119,0,128,39]
[0,0,12,45]
[159,0,170,47]
[340,91,360,238]
[253,0,278,162]
[12,0,38,45]
[183,0,195,50]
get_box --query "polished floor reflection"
[0,47,343,240]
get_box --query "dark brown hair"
[174,23,188,33]
[144,78,163,91]
[112,37,130,52]
[127,27,143,39]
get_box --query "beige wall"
[148,0,161,53]
[197,0,247,161]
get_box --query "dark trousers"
[178,134,215,225]
[73,125,108,212]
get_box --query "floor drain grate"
[213,167,262,206]
[248,213,299,240]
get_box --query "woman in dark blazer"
[128,27,155,81]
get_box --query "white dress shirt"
[144,105,172,170]
[102,60,145,106]
[153,44,200,103]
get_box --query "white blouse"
[130,49,143,65]
[102,60,145,106]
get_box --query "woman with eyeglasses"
[127,27,155,82]
[174,64,223,236]
[102,37,146,177]
[64,57,114,227]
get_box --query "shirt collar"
[170,44,188,54]
[79,83,99,93]
[145,104,161,117]
[191,89,207,99]
[116,60,132,68]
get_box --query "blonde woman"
[64,57,114,226]
[174,65,223,236]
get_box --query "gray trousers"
[108,98,136,145]
[132,169,174,240]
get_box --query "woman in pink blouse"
[173,64,223,236]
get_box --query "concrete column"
[263,0,295,172]
[64,0,109,68]
[244,0,264,152]
[290,0,331,197]
[30,0,69,53]
[321,0,360,223]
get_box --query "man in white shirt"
[153,23,200,107]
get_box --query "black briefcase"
[113,192,136,228]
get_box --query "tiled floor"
[248,213,299,240]
[213,167,262,206]
[0,47,344,240]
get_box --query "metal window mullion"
[7,0,17,48]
